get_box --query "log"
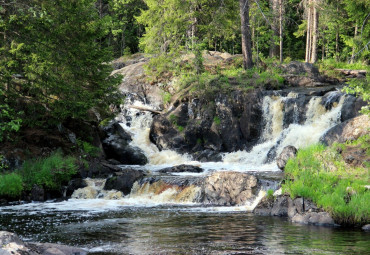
[334,69,367,76]
[128,105,162,114]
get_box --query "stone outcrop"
[0,231,87,255]
[282,61,338,87]
[158,164,203,173]
[150,90,264,157]
[104,168,146,195]
[276,146,298,170]
[254,194,335,226]
[320,115,370,146]
[102,121,148,165]
[202,172,258,206]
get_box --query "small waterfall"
[118,100,191,165]
[127,181,202,204]
[71,178,124,200]
[223,93,346,164]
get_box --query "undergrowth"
[0,150,78,199]
[282,142,369,226]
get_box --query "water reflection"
[0,206,369,254]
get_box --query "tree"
[239,0,254,69]
[0,0,121,131]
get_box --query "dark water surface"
[0,203,369,254]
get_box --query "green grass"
[0,173,23,198]
[282,142,369,226]
[18,151,78,191]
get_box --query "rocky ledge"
[254,192,336,226]
[0,231,87,255]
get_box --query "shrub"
[18,151,78,191]
[213,116,221,126]
[0,173,23,198]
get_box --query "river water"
[1,202,369,254]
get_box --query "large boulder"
[202,172,258,206]
[320,115,370,146]
[276,146,298,170]
[102,135,148,165]
[254,194,336,226]
[158,164,203,174]
[104,168,145,195]
[282,61,335,87]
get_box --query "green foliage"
[77,140,101,158]
[17,151,78,191]
[266,189,274,201]
[162,92,172,105]
[282,143,370,225]
[343,76,370,115]
[0,0,122,129]
[213,116,221,126]
[0,173,23,198]
[177,125,184,132]
[0,96,22,142]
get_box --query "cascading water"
[69,90,347,209]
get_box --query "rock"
[320,115,370,146]
[0,231,87,255]
[283,61,320,76]
[158,164,203,173]
[253,196,274,216]
[0,231,24,247]
[29,243,87,255]
[202,172,258,206]
[271,196,290,216]
[102,134,148,165]
[104,168,145,195]
[66,178,87,197]
[276,146,298,170]
[362,224,370,231]
[192,149,222,162]
[30,185,45,201]
[292,212,335,226]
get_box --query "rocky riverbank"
[0,231,87,255]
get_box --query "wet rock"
[30,185,45,201]
[291,212,334,226]
[104,168,145,195]
[276,146,298,170]
[66,178,87,197]
[253,197,274,216]
[362,224,370,231]
[0,231,24,247]
[320,115,370,146]
[271,196,290,217]
[0,231,87,255]
[202,172,258,206]
[158,164,203,173]
[192,149,222,162]
[102,134,148,165]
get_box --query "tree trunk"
[279,0,283,63]
[239,0,253,69]
[310,0,318,63]
[350,24,358,64]
[269,0,280,58]
[305,0,312,62]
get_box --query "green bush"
[282,143,370,225]
[18,151,78,191]
[0,173,23,198]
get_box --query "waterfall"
[223,93,345,165]
[118,100,191,165]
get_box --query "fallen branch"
[128,105,162,114]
